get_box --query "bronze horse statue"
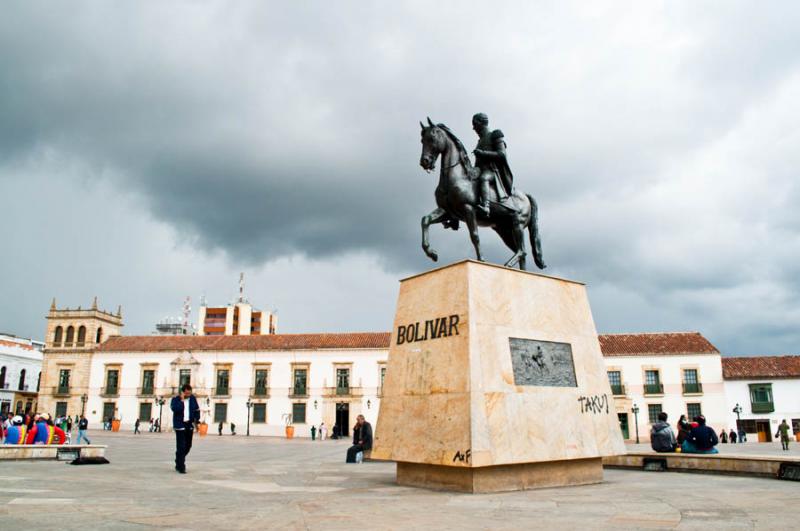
[419,118,545,270]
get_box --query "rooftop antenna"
[182,296,191,332]
[238,272,245,303]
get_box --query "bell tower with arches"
[39,298,123,415]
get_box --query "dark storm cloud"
[1,2,799,354]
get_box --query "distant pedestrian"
[134,418,141,434]
[170,384,200,474]
[777,419,791,451]
[230,423,236,436]
[76,415,91,445]
[729,429,737,444]
[66,416,73,434]
[218,421,223,436]
[319,422,327,441]
[738,428,747,443]
[311,425,317,441]
[720,430,728,443]
[155,418,161,433]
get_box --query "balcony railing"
[643,383,664,395]
[751,401,774,414]
[138,387,156,397]
[55,386,71,396]
[682,382,703,394]
[250,387,270,398]
[322,386,363,398]
[101,386,119,397]
[610,384,625,396]
[290,387,308,398]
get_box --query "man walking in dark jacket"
[346,415,373,463]
[171,384,201,474]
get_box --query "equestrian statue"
[419,114,545,270]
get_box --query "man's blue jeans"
[77,430,91,444]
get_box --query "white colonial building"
[0,334,44,415]
[598,332,728,442]
[91,333,389,437]
[722,355,800,442]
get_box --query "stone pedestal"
[371,260,625,493]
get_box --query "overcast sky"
[1,2,798,356]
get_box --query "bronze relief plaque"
[509,338,577,387]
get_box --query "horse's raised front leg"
[463,205,484,262]
[421,207,448,262]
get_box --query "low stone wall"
[603,452,799,478]
[0,444,107,460]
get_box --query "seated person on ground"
[650,412,677,452]
[681,415,719,454]
[346,415,373,463]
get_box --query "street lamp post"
[154,397,165,432]
[80,393,88,416]
[732,403,742,438]
[632,403,640,444]
[246,399,252,437]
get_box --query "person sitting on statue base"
[681,415,719,454]
[345,415,372,464]
[650,412,677,453]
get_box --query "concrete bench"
[603,452,800,479]
[0,444,107,461]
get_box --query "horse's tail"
[526,194,546,269]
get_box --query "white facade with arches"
[0,334,44,415]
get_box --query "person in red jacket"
[26,413,66,445]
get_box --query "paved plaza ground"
[1,432,798,530]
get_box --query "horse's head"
[419,117,447,173]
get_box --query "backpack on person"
[651,421,677,452]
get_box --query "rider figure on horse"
[472,112,513,217]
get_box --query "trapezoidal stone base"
[397,457,603,493]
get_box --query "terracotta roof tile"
[598,332,719,356]
[97,332,392,352]
[0,339,34,351]
[722,355,800,380]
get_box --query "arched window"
[54,326,63,346]
[65,326,75,346]
[0,366,6,388]
[37,371,41,392]
[77,326,86,347]
[18,369,26,391]
[96,327,103,344]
